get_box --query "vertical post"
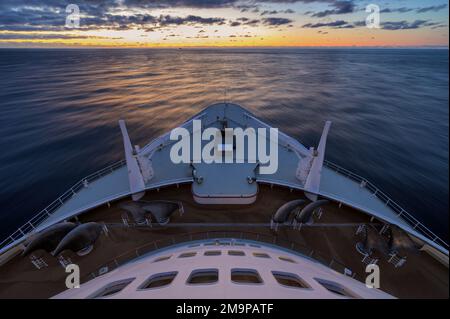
[304,121,332,201]
[119,120,146,201]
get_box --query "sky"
[0,0,448,48]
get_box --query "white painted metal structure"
[53,239,394,299]
[0,103,448,262]
[304,120,331,201]
[119,120,146,201]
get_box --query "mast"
[119,120,146,201]
[304,121,332,201]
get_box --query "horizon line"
[0,45,449,50]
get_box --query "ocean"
[0,48,448,241]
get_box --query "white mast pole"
[119,120,146,201]
[304,121,332,201]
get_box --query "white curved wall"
[53,239,394,299]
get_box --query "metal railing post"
[0,160,127,250]
[323,161,448,250]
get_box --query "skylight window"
[231,269,263,284]
[228,250,245,256]
[139,272,177,290]
[204,250,221,256]
[153,256,171,263]
[178,252,196,258]
[89,278,134,298]
[279,256,296,263]
[272,271,310,289]
[187,269,219,285]
[315,278,359,298]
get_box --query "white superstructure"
[53,239,393,299]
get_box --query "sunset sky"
[0,0,448,48]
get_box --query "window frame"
[178,252,197,258]
[314,278,360,298]
[278,256,297,263]
[272,271,311,289]
[153,255,171,263]
[186,268,219,285]
[230,268,264,285]
[204,250,222,256]
[227,250,246,256]
[137,271,178,290]
[88,278,135,299]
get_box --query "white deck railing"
[0,158,447,253]
[0,160,126,251]
[324,160,448,250]
[83,230,356,282]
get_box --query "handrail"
[324,160,449,249]
[1,157,447,254]
[0,160,126,251]
[83,230,357,282]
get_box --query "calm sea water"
[0,48,448,241]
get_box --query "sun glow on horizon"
[0,1,448,48]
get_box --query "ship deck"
[1,103,446,258]
[32,159,441,252]
[0,103,447,299]
[0,184,447,299]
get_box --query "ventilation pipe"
[142,200,184,225]
[22,222,77,256]
[119,202,148,225]
[294,199,329,227]
[53,222,103,256]
[357,225,389,256]
[271,199,306,231]
[387,225,418,254]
